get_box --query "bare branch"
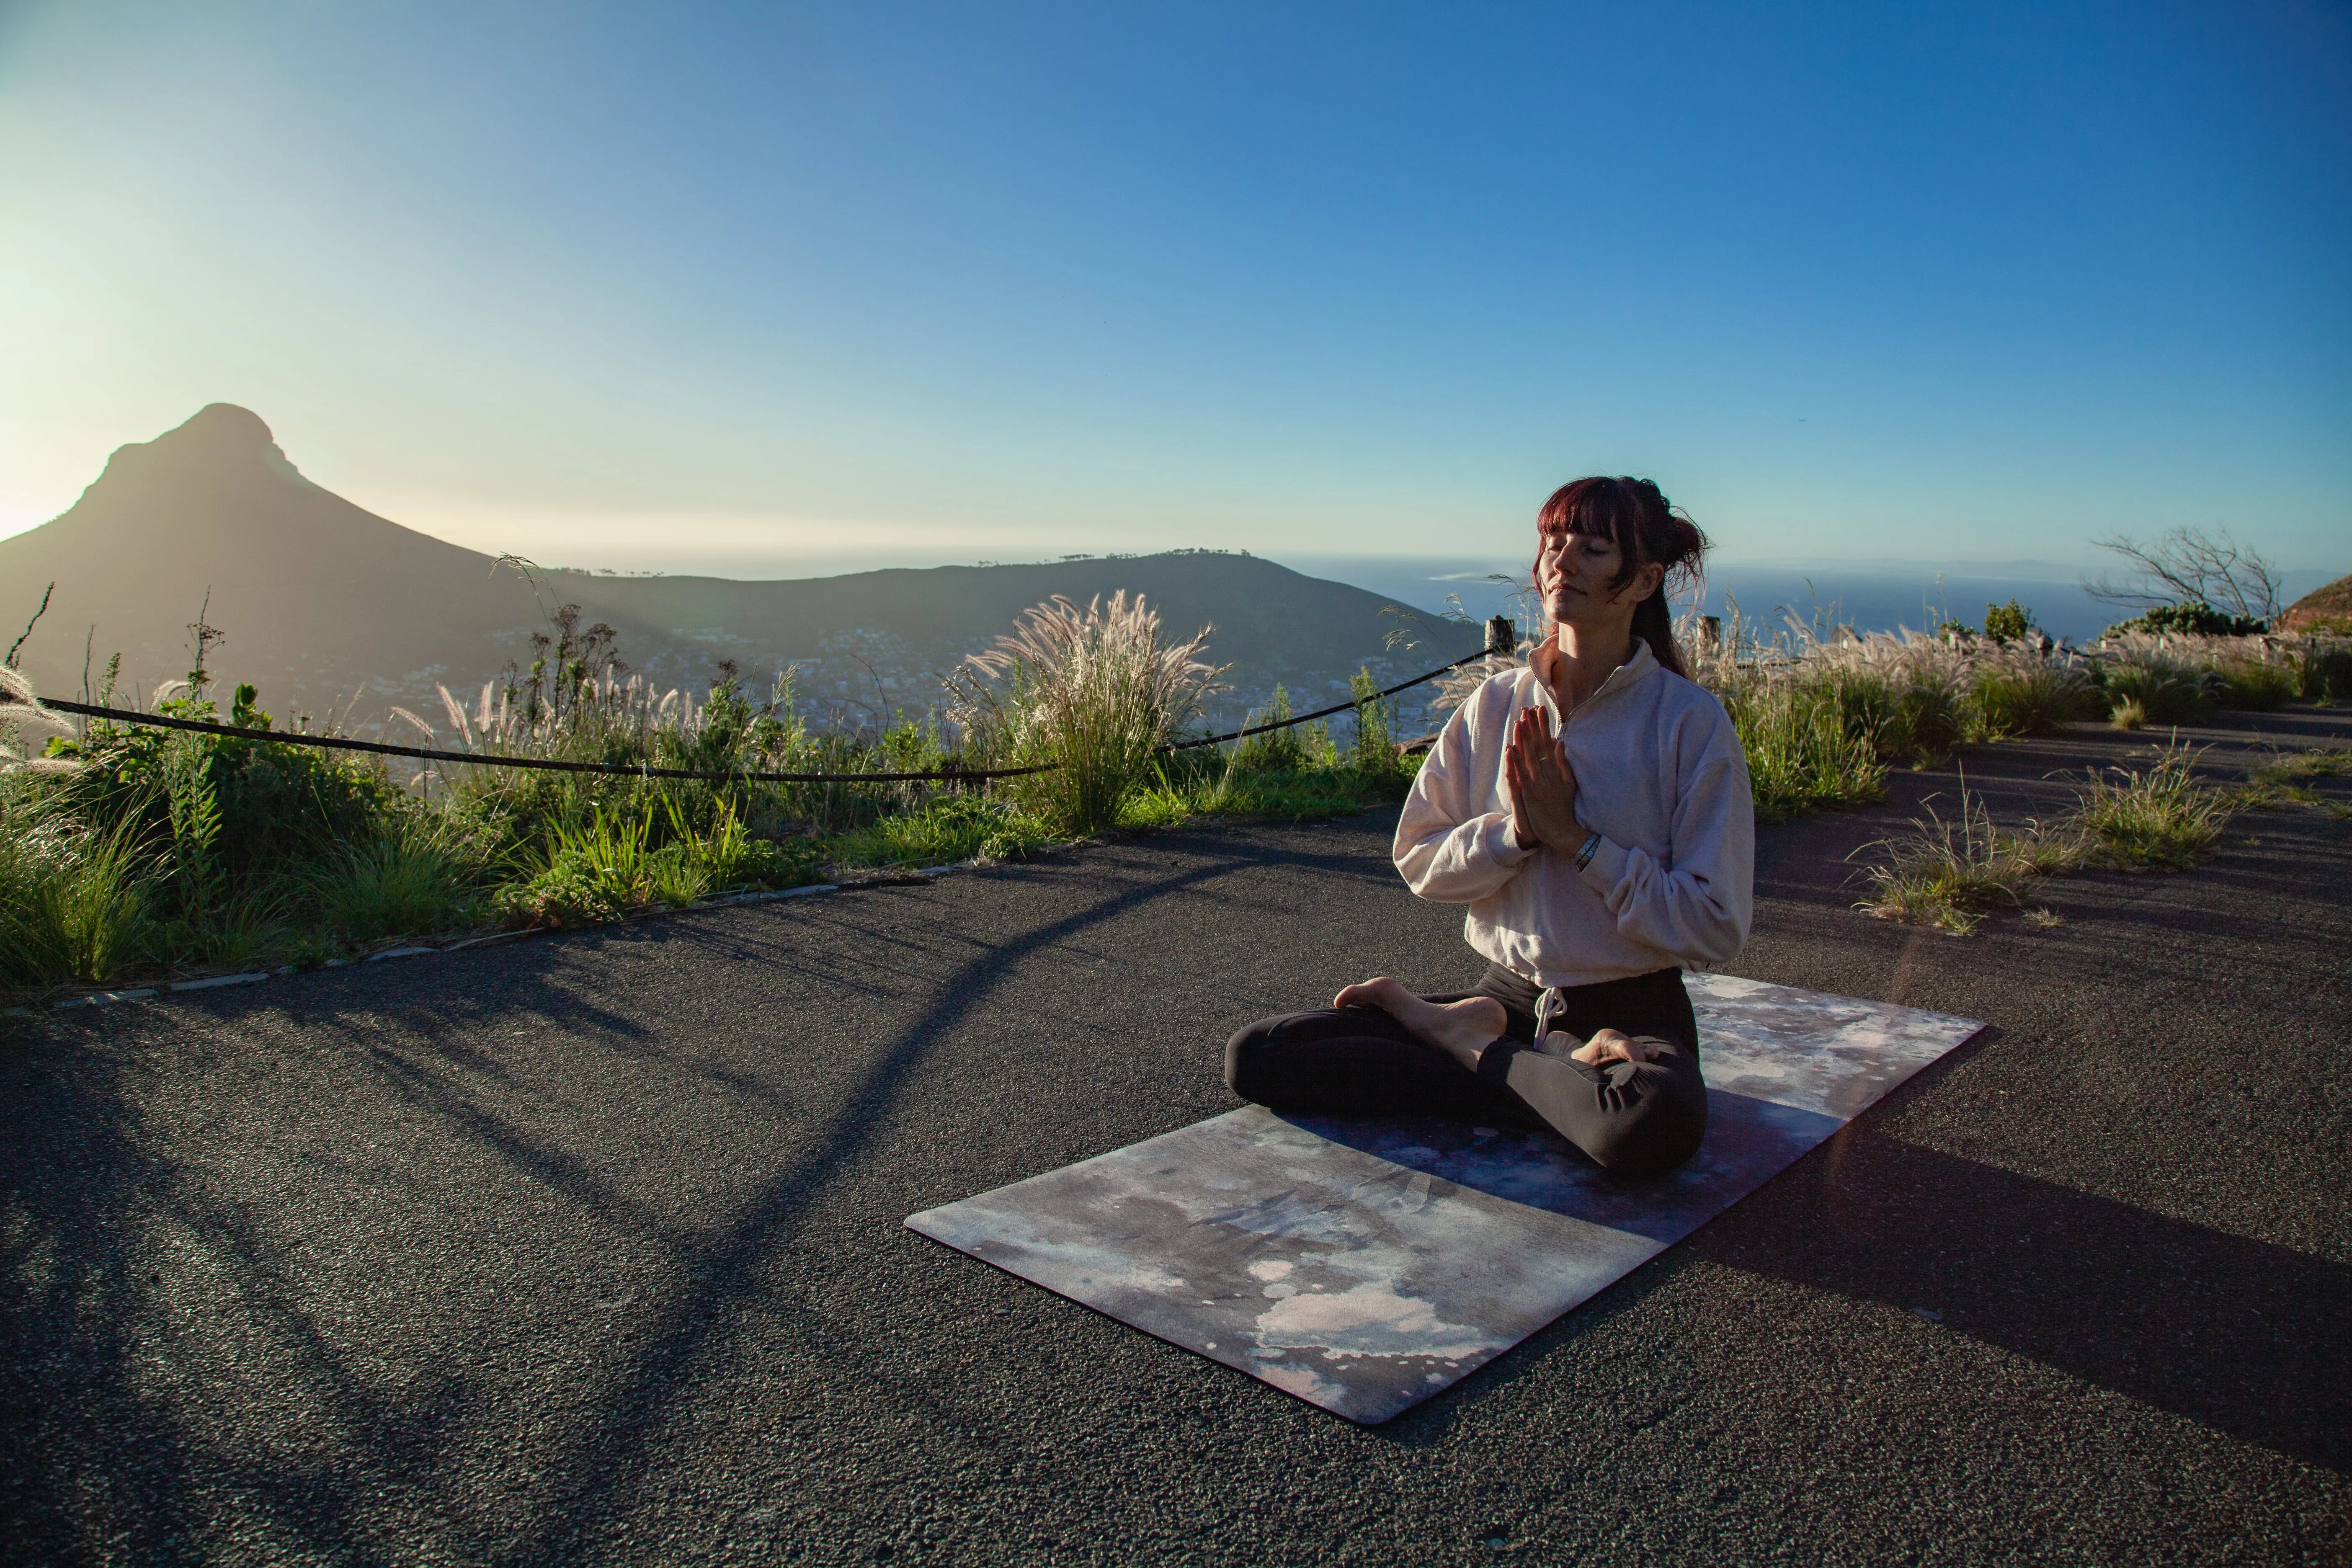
[6,581,53,668]
[2079,528,2282,623]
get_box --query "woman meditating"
[1225,476,1754,1178]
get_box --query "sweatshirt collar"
[1524,634,1661,720]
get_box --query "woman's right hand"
[1504,706,1583,851]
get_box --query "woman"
[1224,476,1753,1177]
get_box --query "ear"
[1631,560,1666,601]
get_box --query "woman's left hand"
[1504,705,1583,851]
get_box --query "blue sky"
[1,0,2344,578]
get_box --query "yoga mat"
[905,974,1984,1423]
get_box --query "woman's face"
[1537,524,1664,630]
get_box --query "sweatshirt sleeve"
[1574,709,1754,964]
[1393,684,1538,905]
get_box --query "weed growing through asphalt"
[1850,770,2083,935]
[2073,740,2237,870]
[2236,745,2352,811]
[1852,740,2252,931]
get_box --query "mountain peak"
[173,402,275,446]
[101,402,308,486]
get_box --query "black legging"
[1224,964,1708,1178]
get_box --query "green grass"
[1119,747,1418,829]
[826,795,1056,869]
[313,830,482,940]
[2233,745,2352,813]
[1720,679,1888,822]
[0,802,155,989]
[1,610,1419,1001]
[1968,663,2093,740]
[16,598,2332,1001]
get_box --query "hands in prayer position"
[1504,706,1585,854]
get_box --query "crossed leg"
[1225,968,1709,1176]
[1331,976,1670,1071]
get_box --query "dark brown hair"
[1534,476,1709,678]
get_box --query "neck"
[1545,620,1638,709]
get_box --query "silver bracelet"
[1574,830,1602,872]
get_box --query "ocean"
[1276,554,2333,647]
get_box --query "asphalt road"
[4,711,2348,1566]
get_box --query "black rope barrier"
[15,623,1512,786]
[1167,643,1500,749]
[28,699,1058,782]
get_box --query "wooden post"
[1485,616,1515,655]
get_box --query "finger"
[1584,1028,1630,1064]
[1511,709,1540,756]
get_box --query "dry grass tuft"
[1851,739,2247,932]
[951,592,1225,833]
[2073,740,2236,870]
[1850,773,2083,935]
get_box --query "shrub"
[1982,598,2034,643]
[2096,635,2219,726]
[2102,601,2267,638]
[2215,657,2298,712]
[1748,629,1973,766]
[2298,641,2352,704]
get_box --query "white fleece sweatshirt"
[1393,637,1754,986]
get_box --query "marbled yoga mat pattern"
[905,975,1985,1424]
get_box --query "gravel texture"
[3,710,2347,1565]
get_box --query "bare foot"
[1332,977,1509,1072]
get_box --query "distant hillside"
[2280,573,2352,633]
[0,405,1481,732]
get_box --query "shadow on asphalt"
[1363,1014,2349,1476]
[4,720,2347,1562]
[1733,1127,2350,1474]
[420,854,1254,1564]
